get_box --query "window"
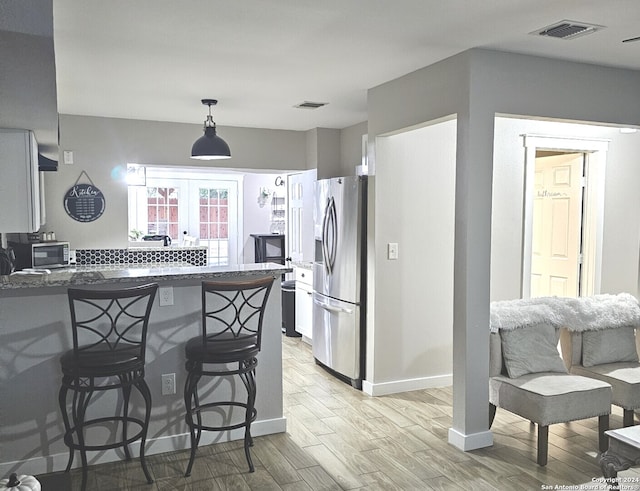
[146,186,179,237]
[128,168,242,265]
[197,187,230,265]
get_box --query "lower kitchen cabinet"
[294,267,313,340]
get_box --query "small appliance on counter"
[9,241,70,271]
[142,234,172,246]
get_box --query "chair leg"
[58,381,75,473]
[599,414,610,453]
[184,367,201,477]
[136,378,154,484]
[489,404,496,428]
[193,382,202,447]
[537,425,548,466]
[120,375,132,461]
[623,409,634,428]
[74,389,93,491]
[239,360,257,472]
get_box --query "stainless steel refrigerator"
[312,175,367,389]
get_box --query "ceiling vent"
[534,21,603,40]
[294,101,328,109]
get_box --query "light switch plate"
[388,242,399,260]
[63,150,74,165]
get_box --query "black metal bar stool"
[183,276,275,476]
[58,283,158,491]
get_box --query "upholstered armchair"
[489,324,611,466]
[561,326,640,427]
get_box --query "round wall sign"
[64,183,106,222]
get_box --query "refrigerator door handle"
[328,197,337,273]
[313,296,353,314]
[321,198,331,275]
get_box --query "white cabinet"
[295,267,313,340]
[0,129,41,232]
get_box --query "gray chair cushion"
[582,327,639,367]
[571,362,640,410]
[500,323,568,378]
[489,372,611,426]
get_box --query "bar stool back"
[58,283,158,491]
[183,275,275,476]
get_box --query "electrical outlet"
[161,373,176,395]
[159,286,174,306]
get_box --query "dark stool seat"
[61,346,143,376]
[58,283,158,491]
[185,333,259,363]
[183,276,275,477]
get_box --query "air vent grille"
[294,101,328,109]
[534,21,603,40]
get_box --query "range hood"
[38,153,57,171]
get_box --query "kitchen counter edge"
[0,263,291,290]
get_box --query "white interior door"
[530,153,584,297]
[287,169,316,262]
[522,135,608,299]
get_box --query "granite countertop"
[0,262,291,290]
[291,261,314,270]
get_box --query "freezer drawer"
[312,292,362,385]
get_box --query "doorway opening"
[522,135,609,298]
[127,166,243,266]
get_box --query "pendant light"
[191,99,231,160]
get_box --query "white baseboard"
[361,374,452,396]
[447,427,493,451]
[0,417,287,478]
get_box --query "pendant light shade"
[191,99,231,160]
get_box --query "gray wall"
[367,48,640,450]
[0,1,58,157]
[491,117,640,301]
[307,127,342,180]
[45,114,308,249]
[371,120,456,388]
[340,121,368,176]
[45,115,367,249]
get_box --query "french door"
[188,181,239,265]
[129,177,240,265]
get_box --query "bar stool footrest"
[187,401,257,432]
[63,416,147,451]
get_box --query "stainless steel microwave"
[9,241,70,270]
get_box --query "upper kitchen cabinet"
[0,129,41,232]
[0,0,59,161]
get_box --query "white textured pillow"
[500,323,568,378]
[582,326,638,367]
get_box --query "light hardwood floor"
[42,335,640,490]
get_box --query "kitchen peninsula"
[0,262,290,477]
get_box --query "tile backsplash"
[75,247,207,266]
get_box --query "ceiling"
[49,0,640,132]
